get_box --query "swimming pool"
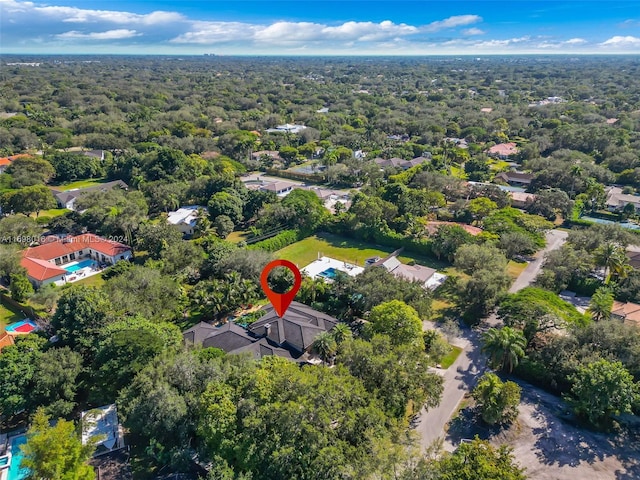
[318,267,338,279]
[4,320,37,334]
[64,259,97,273]
[7,435,28,480]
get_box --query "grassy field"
[31,208,69,219]
[276,233,449,270]
[73,273,105,288]
[53,178,108,191]
[0,300,27,333]
[507,260,528,280]
[227,230,250,244]
[441,345,463,369]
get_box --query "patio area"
[301,256,364,280]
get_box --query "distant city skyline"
[2,0,640,55]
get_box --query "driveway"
[415,229,569,451]
[509,230,568,293]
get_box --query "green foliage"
[48,152,104,182]
[10,272,34,302]
[430,224,474,262]
[93,316,183,402]
[433,437,526,480]
[208,191,244,224]
[472,373,521,425]
[6,156,55,187]
[136,221,184,259]
[105,265,184,321]
[213,215,234,239]
[247,229,301,252]
[566,359,639,429]
[482,327,527,373]
[51,286,113,357]
[1,184,57,216]
[588,287,614,321]
[337,335,443,418]
[366,300,425,348]
[0,335,47,418]
[454,244,508,275]
[498,287,588,340]
[483,208,551,249]
[21,408,96,480]
[30,347,83,417]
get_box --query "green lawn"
[227,230,250,244]
[507,260,527,280]
[31,208,69,219]
[276,233,449,270]
[0,300,27,333]
[53,178,108,191]
[441,345,463,369]
[73,273,105,288]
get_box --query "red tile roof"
[487,143,519,157]
[0,153,31,166]
[23,233,130,261]
[20,256,67,281]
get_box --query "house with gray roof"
[182,302,338,362]
[369,250,446,290]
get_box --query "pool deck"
[301,256,364,280]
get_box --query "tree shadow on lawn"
[446,406,507,446]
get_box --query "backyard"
[52,178,109,191]
[276,232,449,270]
[0,298,27,333]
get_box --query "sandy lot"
[446,381,640,480]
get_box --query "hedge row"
[247,229,301,252]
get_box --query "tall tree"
[482,327,527,373]
[566,359,638,429]
[472,373,521,425]
[588,287,614,321]
[21,408,96,480]
[311,331,338,365]
[366,300,425,348]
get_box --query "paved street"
[414,229,569,451]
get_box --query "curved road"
[414,229,568,451]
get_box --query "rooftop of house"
[23,233,131,263]
[183,302,339,361]
[606,186,640,207]
[509,191,537,203]
[167,206,203,227]
[611,300,640,326]
[251,150,281,159]
[81,404,123,454]
[260,180,298,193]
[487,143,519,157]
[20,256,68,281]
[372,253,437,284]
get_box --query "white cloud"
[0,0,184,25]
[423,14,482,32]
[462,28,485,36]
[56,29,141,40]
[174,19,420,45]
[600,35,640,47]
[565,38,587,45]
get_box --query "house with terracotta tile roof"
[0,153,31,173]
[21,233,132,287]
[486,142,519,160]
[611,300,640,327]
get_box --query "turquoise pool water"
[4,320,37,334]
[318,267,338,279]
[8,435,28,480]
[64,259,96,273]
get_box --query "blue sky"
[2,0,640,54]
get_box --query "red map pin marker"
[260,259,302,317]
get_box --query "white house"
[266,123,307,134]
[167,206,205,236]
[605,186,640,212]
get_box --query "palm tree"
[595,243,630,284]
[311,332,337,366]
[588,287,614,321]
[481,327,527,373]
[331,323,352,345]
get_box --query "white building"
[266,123,307,134]
[167,206,205,236]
